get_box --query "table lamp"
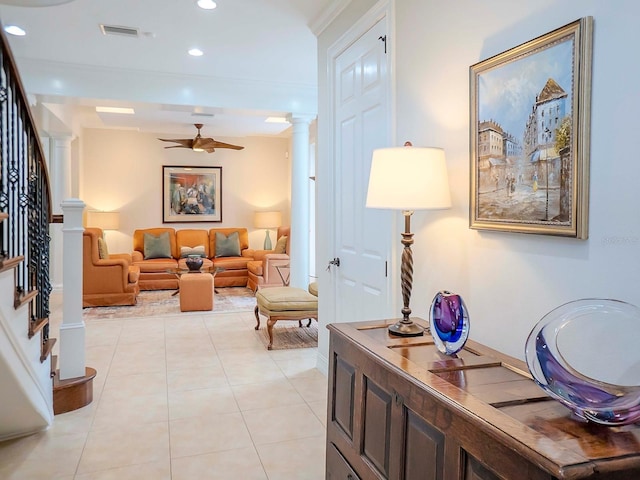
[86,210,120,238]
[366,142,451,337]
[254,211,282,249]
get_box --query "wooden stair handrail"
[0,25,52,221]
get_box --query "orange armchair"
[83,227,140,307]
[247,226,290,292]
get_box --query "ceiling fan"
[158,124,244,153]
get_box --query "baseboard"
[316,351,329,376]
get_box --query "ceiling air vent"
[100,24,139,38]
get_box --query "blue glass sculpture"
[525,299,640,426]
[429,291,469,355]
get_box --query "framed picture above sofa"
[163,165,222,223]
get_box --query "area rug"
[255,321,318,350]
[83,287,256,320]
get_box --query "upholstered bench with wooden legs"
[254,287,318,350]
[179,273,213,312]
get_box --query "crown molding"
[309,0,352,37]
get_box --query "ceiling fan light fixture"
[188,48,204,57]
[4,25,26,36]
[197,0,217,10]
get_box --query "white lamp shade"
[86,210,120,230]
[254,211,282,229]
[366,146,452,210]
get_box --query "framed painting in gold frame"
[469,17,593,238]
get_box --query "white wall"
[319,0,640,361]
[396,0,640,359]
[80,128,291,253]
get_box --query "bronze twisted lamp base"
[388,210,424,337]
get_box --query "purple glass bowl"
[429,291,469,355]
[525,299,640,426]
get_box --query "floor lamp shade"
[366,145,452,337]
[254,211,282,249]
[86,210,120,231]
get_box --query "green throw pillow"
[215,231,241,257]
[180,245,206,258]
[144,232,172,259]
[97,237,109,259]
[274,235,288,254]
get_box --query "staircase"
[0,25,56,440]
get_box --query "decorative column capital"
[49,132,76,143]
[288,114,316,128]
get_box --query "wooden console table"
[327,318,640,480]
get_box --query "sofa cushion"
[144,232,172,259]
[213,256,249,270]
[274,235,288,254]
[215,231,241,257]
[135,258,178,272]
[180,245,206,258]
[176,229,210,258]
[97,237,109,259]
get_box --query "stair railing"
[0,24,54,359]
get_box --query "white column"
[49,135,74,292]
[50,135,73,214]
[59,198,86,380]
[289,116,313,289]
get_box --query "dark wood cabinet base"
[326,318,640,480]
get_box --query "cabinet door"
[403,408,445,480]
[327,442,361,480]
[360,367,446,479]
[333,354,356,440]
[361,377,393,477]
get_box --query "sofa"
[131,227,253,290]
[83,227,140,307]
[247,226,290,292]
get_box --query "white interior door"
[331,17,393,323]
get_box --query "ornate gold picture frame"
[470,17,593,238]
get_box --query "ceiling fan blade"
[208,139,245,150]
[158,138,194,149]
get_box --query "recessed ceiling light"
[188,48,204,57]
[197,0,217,10]
[265,117,290,124]
[95,106,135,114]
[4,25,26,36]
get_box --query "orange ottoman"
[179,273,213,312]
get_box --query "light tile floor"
[0,293,327,479]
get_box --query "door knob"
[326,257,341,271]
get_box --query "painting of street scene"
[470,18,592,237]
[163,166,222,222]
